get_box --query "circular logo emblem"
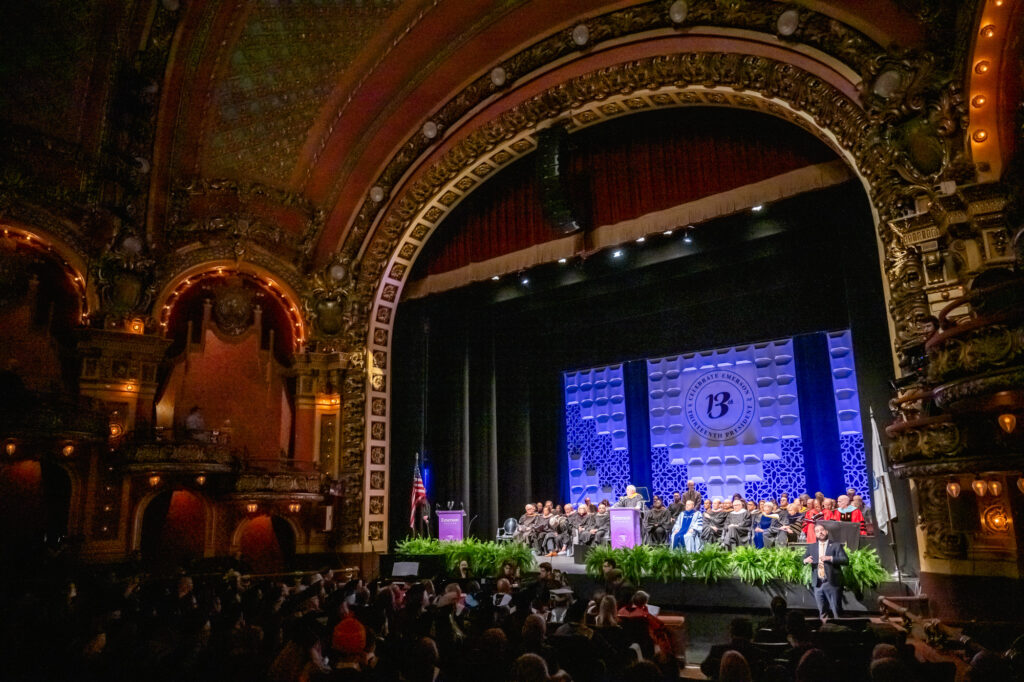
[684,370,755,441]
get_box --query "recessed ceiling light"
[663,229,674,236]
[751,204,764,212]
[635,237,645,243]
[612,250,623,258]
[491,275,500,281]
[558,258,567,264]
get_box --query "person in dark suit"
[803,525,848,620]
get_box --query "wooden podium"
[436,510,466,541]
[609,507,641,548]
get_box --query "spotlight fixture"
[491,275,500,281]
[557,258,567,264]
[683,231,693,244]
[520,277,529,285]
[663,229,674,236]
[612,250,623,258]
[751,204,764,212]
[946,480,961,498]
[635,237,645,243]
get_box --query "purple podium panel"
[437,510,466,542]
[609,507,641,548]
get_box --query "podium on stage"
[609,507,641,548]
[436,510,466,541]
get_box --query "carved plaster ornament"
[95,228,156,316]
[212,277,255,336]
[303,256,363,353]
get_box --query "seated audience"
[701,617,765,681]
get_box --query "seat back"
[503,517,518,534]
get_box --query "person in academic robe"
[701,498,728,544]
[720,498,753,549]
[615,484,646,510]
[535,505,558,554]
[555,503,578,555]
[682,480,703,509]
[645,496,673,545]
[803,525,849,620]
[581,502,610,545]
[670,499,703,552]
[836,494,867,535]
[763,502,801,547]
[514,504,541,546]
[753,500,778,549]
[667,492,684,517]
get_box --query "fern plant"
[687,545,732,583]
[494,540,536,576]
[617,545,652,585]
[729,546,772,585]
[647,546,692,582]
[584,545,621,579]
[844,547,888,594]
[395,537,444,556]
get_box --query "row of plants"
[394,538,537,576]
[393,539,889,596]
[584,545,889,595]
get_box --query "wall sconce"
[972,479,988,497]
[288,503,301,513]
[148,474,161,487]
[195,475,206,486]
[128,318,145,334]
[998,413,1016,433]
[246,503,258,513]
[62,444,75,457]
[988,479,1003,497]
[4,441,15,456]
[946,480,961,498]
[109,423,124,438]
[1017,477,1024,495]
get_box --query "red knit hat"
[332,616,366,654]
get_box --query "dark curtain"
[419,108,836,275]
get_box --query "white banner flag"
[869,407,896,535]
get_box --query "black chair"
[495,517,518,543]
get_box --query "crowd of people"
[2,553,1012,682]
[512,482,872,556]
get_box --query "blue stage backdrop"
[562,331,869,505]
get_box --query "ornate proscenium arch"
[330,50,972,548]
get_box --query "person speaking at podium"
[615,485,647,510]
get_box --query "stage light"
[558,258,567,264]
[520,277,529,285]
[998,413,1015,433]
[663,229,674,236]
[683,232,693,244]
[635,237,645,243]
[491,275,499,281]
[946,480,961,498]
[972,479,988,497]
[751,204,764,212]
[612,250,623,258]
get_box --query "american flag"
[410,455,427,528]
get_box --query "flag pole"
[880,472,903,589]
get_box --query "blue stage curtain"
[793,332,845,497]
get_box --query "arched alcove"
[139,489,209,569]
[234,514,297,573]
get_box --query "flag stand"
[879,473,903,589]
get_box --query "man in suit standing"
[803,525,848,620]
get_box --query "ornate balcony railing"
[124,442,237,472]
